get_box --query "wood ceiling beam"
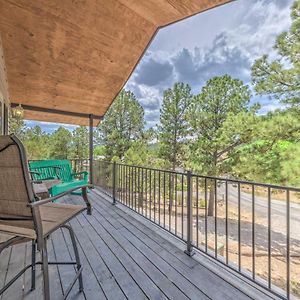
[11,103,103,120]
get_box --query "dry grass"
[117,188,300,298]
[141,200,300,298]
[241,186,300,204]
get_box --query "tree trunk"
[138,192,143,208]
[169,173,175,214]
[207,181,215,217]
[138,169,143,209]
[207,153,218,217]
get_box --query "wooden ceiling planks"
[0,0,231,126]
[118,0,231,26]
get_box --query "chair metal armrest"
[28,185,92,215]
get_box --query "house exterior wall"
[0,35,9,134]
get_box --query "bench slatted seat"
[29,160,89,196]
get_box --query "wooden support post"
[89,114,94,187]
[112,161,117,205]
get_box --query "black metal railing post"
[112,161,117,205]
[184,171,195,256]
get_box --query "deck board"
[79,206,188,300]
[93,196,238,299]
[93,192,251,300]
[0,247,11,298]
[75,210,159,300]
[66,218,121,300]
[65,220,106,300]
[0,190,280,300]
[2,243,26,300]
[87,197,207,300]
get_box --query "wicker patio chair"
[0,134,92,300]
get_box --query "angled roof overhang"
[0,0,231,126]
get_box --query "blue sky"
[26,0,293,132]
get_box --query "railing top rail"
[29,158,90,162]
[33,158,300,192]
[191,174,300,192]
[115,162,187,176]
[97,160,300,192]
[69,158,89,161]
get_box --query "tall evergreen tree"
[252,0,300,105]
[22,126,50,160]
[158,82,192,171]
[50,127,72,159]
[72,126,89,160]
[97,89,144,160]
[9,114,26,138]
[187,75,256,216]
[232,108,300,185]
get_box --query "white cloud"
[221,0,292,62]
[138,85,162,110]
[125,0,293,127]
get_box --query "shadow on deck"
[0,190,280,300]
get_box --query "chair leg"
[41,238,50,300]
[63,224,84,292]
[31,240,36,291]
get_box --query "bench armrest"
[28,185,92,215]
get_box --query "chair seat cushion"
[0,203,85,239]
[40,203,85,236]
[0,224,35,239]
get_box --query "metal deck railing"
[93,160,300,300]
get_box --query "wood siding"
[0,35,9,105]
[0,35,9,134]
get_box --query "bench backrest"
[29,160,73,182]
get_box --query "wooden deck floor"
[0,190,279,300]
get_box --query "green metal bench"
[29,160,89,196]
